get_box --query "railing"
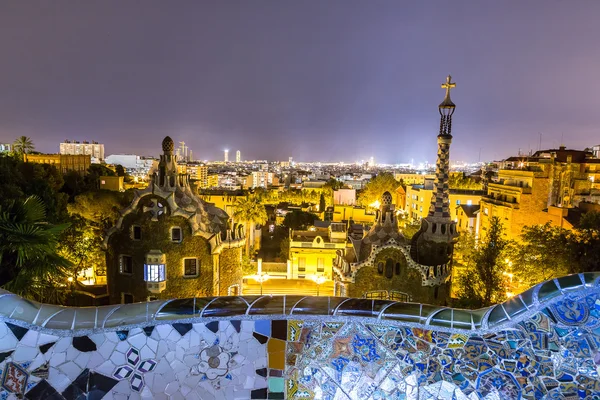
[0,273,598,335]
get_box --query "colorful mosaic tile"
[0,279,599,398]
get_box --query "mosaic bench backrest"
[0,273,599,399]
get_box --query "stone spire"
[410,76,458,267]
[156,136,190,190]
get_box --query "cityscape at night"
[1,2,600,399]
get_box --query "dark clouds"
[0,1,599,163]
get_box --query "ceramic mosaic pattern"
[286,292,600,399]
[0,288,600,399]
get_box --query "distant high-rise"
[224,149,229,162]
[369,156,374,167]
[60,140,104,161]
[236,150,241,163]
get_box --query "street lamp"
[252,272,270,295]
[311,274,327,296]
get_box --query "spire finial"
[441,75,455,98]
[439,75,456,111]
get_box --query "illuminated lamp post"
[253,272,270,295]
[311,274,327,296]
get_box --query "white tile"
[146,337,158,353]
[49,352,66,367]
[140,345,154,360]
[87,352,106,370]
[115,341,129,353]
[98,340,117,359]
[53,338,71,353]
[66,346,79,361]
[37,333,59,346]
[19,331,39,347]
[48,368,71,392]
[127,333,146,349]
[89,333,106,347]
[156,324,172,339]
[12,345,39,362]
[95,360,116,376]
[74,352,91,369]
[59,360,83,381]
[0,333,18,352]
[165,381,180,396]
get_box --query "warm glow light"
[311,275,327,285]
[252,272,270,283]
[370,200,381,209]
[67,277,74,282]
[506,292,514,298]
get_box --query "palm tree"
[0,196,71,301]
[233,196,268,255]
[13,136,35,156]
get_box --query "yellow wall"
[289,236,345,280]
[332,205,376,224]
[405,186,482,222]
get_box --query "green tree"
[282,210,319,230]
[57,216,105,279]
[115,164,126,177]
[319,193,326,213]
[456,217,509,307]
[568,211,600,273]
[325,178,345,190]
[509,223,570,288]
[85,164,116,190]
[13,136,35,156]
[0,196,72,302]
[233,196,268,255]
[279,237,290,260]
[448,173,482,190]
[0,155,68,223]
[358,173,400,207]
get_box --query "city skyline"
[1,1,600,163]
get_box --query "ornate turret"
[156,136,190,190]
[411,76,459,266]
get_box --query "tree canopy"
[13,136,34,155]
[357,173,400,207]
[0,196,72,302]
[455,217,510,308]
[282,210,319,230]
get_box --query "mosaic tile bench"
[0,273,599,399]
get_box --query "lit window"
[317,258,324,273]
[119,255,133,274]
[183,258,199,277]
[132,225,142,241]
[467,200,472,205]
[144,263,166,282]
[456,199,461,205]
[101,180,106,185]
[171,227,182,242]
[298,257,306,272]
[484,207,489,216]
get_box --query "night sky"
[1,1,599,163]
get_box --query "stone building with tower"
[103,136,245,304]
[333,76,459,305]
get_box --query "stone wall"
[0,273,599,399]
[106,202,215,303]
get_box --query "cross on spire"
[441,75,456,99]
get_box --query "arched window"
[385,259,393,279]
[377,262,384,274]
[395,262,401,275]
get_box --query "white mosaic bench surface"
[0,273,599,399]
